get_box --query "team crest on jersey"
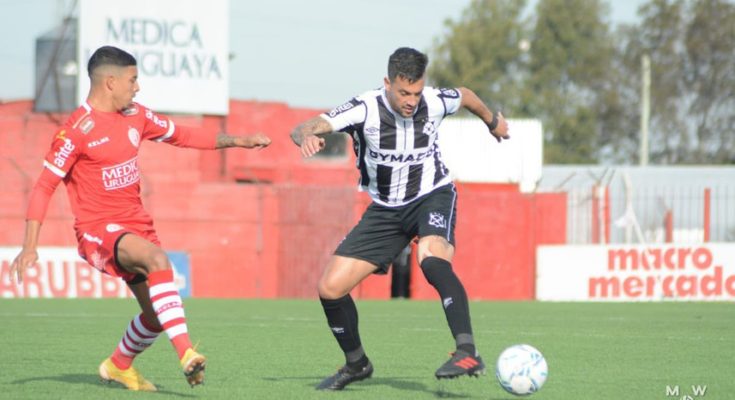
[438,88,460,99]
[128,127,141,147]
[327,99,359,118]
[122,105,139,116]
[79,117,95,134]
[55,129,67,140]
[422,120,437,136]
[428,212,447,229]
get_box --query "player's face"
[112,66,140,110]
[384,75,425,118]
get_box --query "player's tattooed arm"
[290,116,333,146]
[215,133,237,148]
[290,116,332,158]
[215,133,271,149]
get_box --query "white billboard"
[0,247,190,298]
[78,0,229,115]
[439,118,542,193]
[0,247,132,298]
[537,244,735,301]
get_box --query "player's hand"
[9,247,39,284]
[489,111,510,143]
[243,133,272,149]
[300,135,325,158]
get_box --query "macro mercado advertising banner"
[537,244,735,301]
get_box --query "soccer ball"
[495,344,548,396]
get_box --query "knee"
[317,275,348,300]
[145,250,171,273]
[417,236,454,264]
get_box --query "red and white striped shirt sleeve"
[140,105,217,150]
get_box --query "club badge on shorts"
[428,212,447,229]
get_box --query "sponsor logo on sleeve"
[144,109,168,129]
[53,138,75,168]
[438,88,460,98]
[79,117,95,134]
[327,99,359,118]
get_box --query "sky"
[0,0,645,110]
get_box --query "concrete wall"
[0,99,566,299]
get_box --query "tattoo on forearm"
[215,133,237,149]
[291,117,332,145]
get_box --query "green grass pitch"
[1,299,732,399]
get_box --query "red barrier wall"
[0,100,565,300]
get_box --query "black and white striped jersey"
[321,86,462,207]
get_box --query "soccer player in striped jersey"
[291,47,509,390]
[9,46,271,391]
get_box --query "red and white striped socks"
[148,269,192,359]
[110,313,161,369]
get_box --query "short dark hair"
[87,46,137,77]
[387,47,428,83]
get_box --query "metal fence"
[565,184,735,244]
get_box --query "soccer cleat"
[435,349,486,379]
[180,348,207,387]
[316,361,374,390]
[98,358,157,391]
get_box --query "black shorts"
[335,183,457,273]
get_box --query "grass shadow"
[11,374,197,398]
[262,375,471,397]
[365,377,471,398]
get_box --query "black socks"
[420,256,475,354]
[320,294,367,367]
[320,257,476,366]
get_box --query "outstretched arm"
[215,133,271,149]
[10,167,61,284]
[10,220,42,284]
[152,124,271,150]
[458,87,509,143]
[290,116,334,158]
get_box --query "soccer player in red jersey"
[9,46,271,391]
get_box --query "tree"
[619,0,735,164]
[430,0,735,164]
[526,0,614,163]
[684,0,735,163]
[429,0,616,164]
[428,0,529,114]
